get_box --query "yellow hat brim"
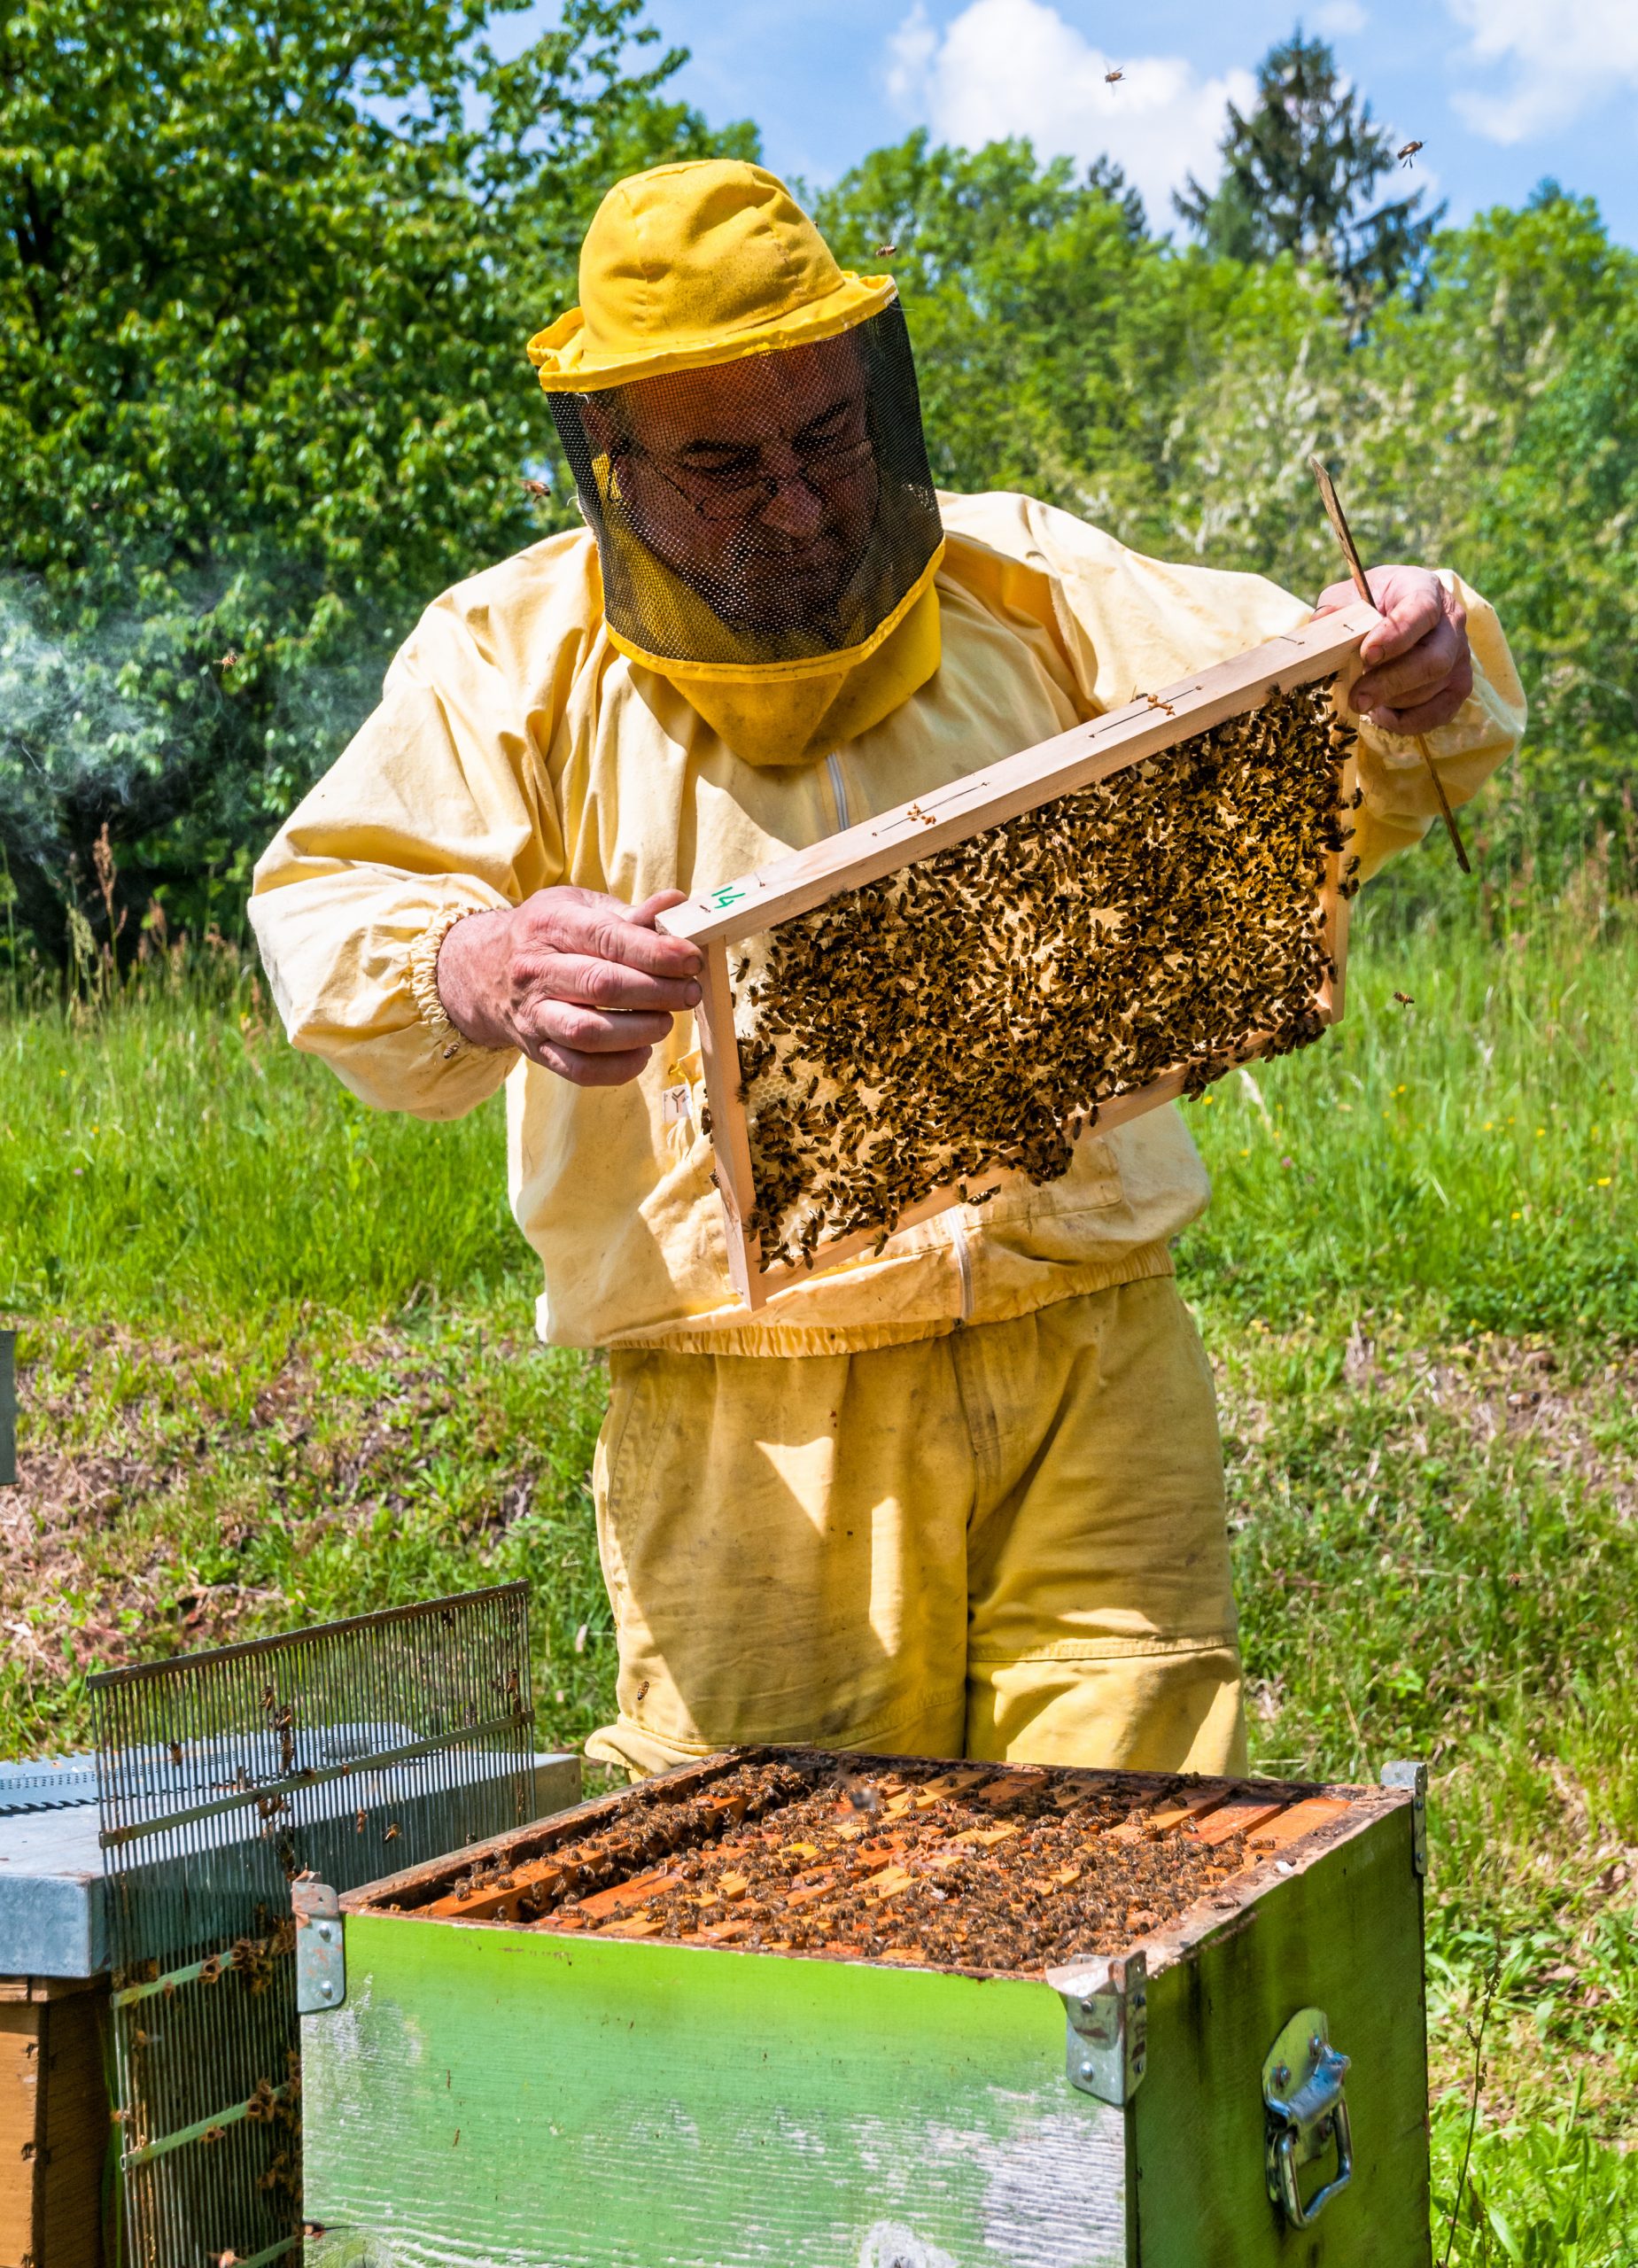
[527,271,899,393]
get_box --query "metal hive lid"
[0,1751,99,1815]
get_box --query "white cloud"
[885,0,1256,227]
[1312,0,1368,33]
[1446,0,1638,141]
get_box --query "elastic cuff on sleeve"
[408,903,510,1060]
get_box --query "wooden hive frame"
[657,599,1378,1310]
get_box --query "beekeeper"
[250,161,1525,1783]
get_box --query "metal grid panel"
[91,1585,532,2268]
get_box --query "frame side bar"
[694,941,765,1309]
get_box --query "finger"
[519,888,703,979]
[530,1038,655,1089]
[1371,673,1474,736]
[629,889,689,925]
[1313,576,1367,617]
[1359,576,1441,665]
[1354,618,1466,714]
[589,916,703,982]
[530,1000,677,1054]
[533,953,703,1014]
[563,897,703,979]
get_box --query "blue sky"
[513,0,1638,246]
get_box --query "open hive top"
[351,1750,1378,1979]
[726,679,1362,1272]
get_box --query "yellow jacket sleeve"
[1347,570,1526,879]
[248,555,580,1122]
[940,493,1527,883]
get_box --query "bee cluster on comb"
[725,678,1362,1272]
[390,1751,1359,1975]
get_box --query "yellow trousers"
[586,1278,1248,1780]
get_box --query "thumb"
[628,889,689,929]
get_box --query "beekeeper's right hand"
[434,887,703,1087]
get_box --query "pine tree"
[1174,32,1441,316]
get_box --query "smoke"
[0,578,168,882]
[0,559,400,953]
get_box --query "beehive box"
[299,1746,1430,2268]
[656,602,1375,1309]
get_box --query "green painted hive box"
[299,1747,1430,2268]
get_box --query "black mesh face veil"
[547,302,943,675]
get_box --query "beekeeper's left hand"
[1316,564,1473,735]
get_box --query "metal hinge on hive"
[1046,1950,1147,2105]
[1380,1759,1428,1876]
[294,1881,345,2014]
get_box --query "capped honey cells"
[721,677,1362,1270]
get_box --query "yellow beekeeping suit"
[250,157,1525,1778]
[590,1278,1248,1780]
[249,489,1525,1360]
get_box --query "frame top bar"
[656,602,1378,949]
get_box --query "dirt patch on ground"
[1223,1324,1638,1520]
[0,1320,544,1699]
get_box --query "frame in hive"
[656,600,1378,1310]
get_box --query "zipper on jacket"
[826,750,851,832]
[951,1214,974,1324]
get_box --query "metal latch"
[1263,2008,1352,2228]
[293,1880,345,2014]
[1047,1951,1147,2105]
[1381,1759,1428,1876]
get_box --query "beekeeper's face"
[580,332,881,633]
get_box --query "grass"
[3,871,1637,2262]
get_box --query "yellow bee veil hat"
[527,160,945,762]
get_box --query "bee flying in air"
[521,477,551,500]
[874,242,897,258]
[1393,990,1415,1006]
[1397,141,1424,168]
[1105,66,1123,84]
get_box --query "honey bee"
[729,678,1355,1270]
[1397,140,1423,167]
[1105,66,1123,83]
[521,477,551,499]
[874,242,897,258]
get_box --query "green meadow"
[4,864,1637,2262]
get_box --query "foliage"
[4,14,1636,959]
[1173,30,1441,318]
[821,142,1638,877]
[0,0,752,952]
[813,134,1168,517]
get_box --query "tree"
[1173,32,1440,319]
[0,0,753,956]
[815,135,1207,521]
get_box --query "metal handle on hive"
[1263,2006,1355,2228]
